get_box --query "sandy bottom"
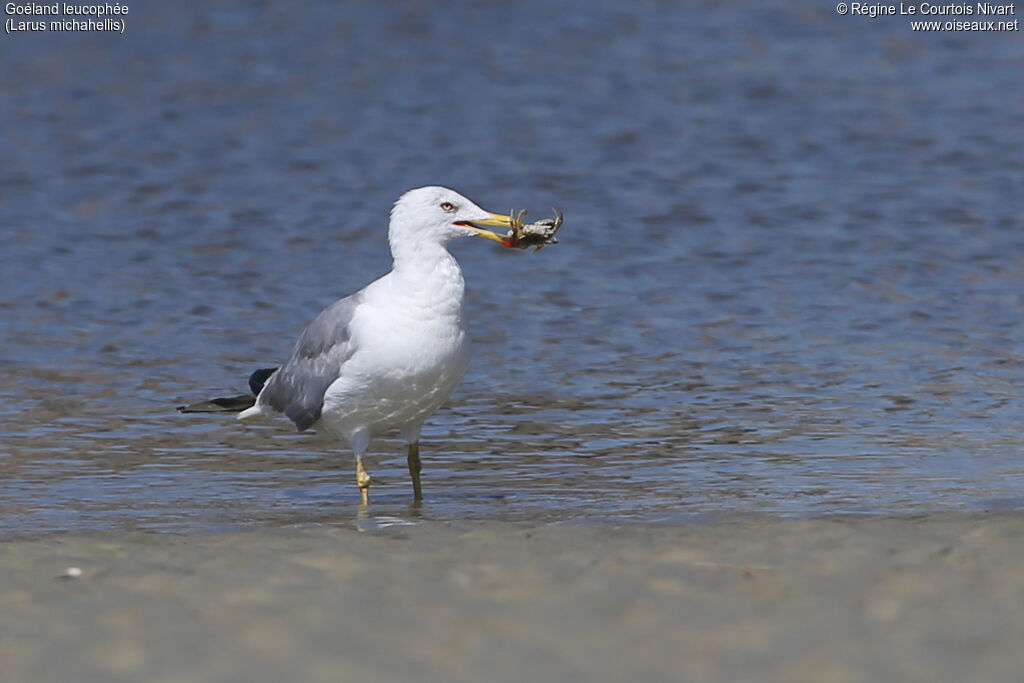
[2,514,1023,683]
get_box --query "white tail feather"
[237,405,264,421]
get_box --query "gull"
[184,187,518,504]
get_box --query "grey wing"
[258,293,362,431]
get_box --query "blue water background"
[1,1,1023,534]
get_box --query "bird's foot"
[407,442,423,502]
[356,458,372,505]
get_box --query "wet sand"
[2,514,1023,682]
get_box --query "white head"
[388,186,513,251]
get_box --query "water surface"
[2,1,1023,536]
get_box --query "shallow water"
[2,1,1023,536]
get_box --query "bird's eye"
[440,201,455,212]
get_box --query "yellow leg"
[407,442,422,501]
[356,456,371,505]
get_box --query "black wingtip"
[178,367,277,415]
[177,395,257,413]
[248,367,278,396]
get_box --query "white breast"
[319,267,472,443]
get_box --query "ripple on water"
[2,1,1023,536]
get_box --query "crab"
[500,208,563,251]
